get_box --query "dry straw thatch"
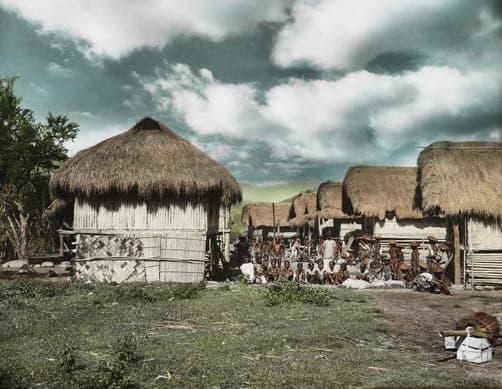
[342,166,422,220]
[241,202,290,228]
[417,141,502,219]
[316,181,349,219]
[288,191,317,227]
[50,117,242,206]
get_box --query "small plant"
[114,334,140,364]
[57,345,81,375]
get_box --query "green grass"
[0,280,499,388]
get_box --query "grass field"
[0,280,499,388]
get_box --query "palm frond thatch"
[241,202,290,228]
[316,181,348,219]
[417,141,502,219]
[50,117,242,206]
[288,191,317,227]
[342,165,422,220]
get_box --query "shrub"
[263,280,333,306]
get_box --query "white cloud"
[65,123,124,156]
[271,0,495,70]
[0,0,289,59]
[137,63,500,164]
[46,62,72,77]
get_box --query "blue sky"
[0,0,500,184]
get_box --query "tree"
[0,77,78,262]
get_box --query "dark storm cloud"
[0,0,500,184]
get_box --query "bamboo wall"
[73,197,214,283]
[464,218,502,286]
[372,217,447,240]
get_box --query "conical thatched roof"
[342,166,422,220]
[241,202,290,228]
[417,141,502,219]
[288,191,317,227]
[50,117,242,206]
[316,181,349,219]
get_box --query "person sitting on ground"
[356,262,370,282]
[279,260,294,281]
[316,260,328,284]
[240,257,255,283]
[262,258,270,282]
[254,260,267,284]
[306,261,316,284]
[335,262,350,284]
[294,262,307,284]
[267,259,278,282]
[326,260,337,285]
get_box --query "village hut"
[342,165,446,254]
[49,117,241,283]
[316,181,361,239]
[288,191,318,241]
[241,202,292,240]
[417,141,502,286]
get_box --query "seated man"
[306,261,316,284]
[326,261,337,285]
[316,260,328,284]
[355,262,370,282]
[294,262,307,284]
[335,262,350,284]
[254,261,267,284]
[267,259,279,282]
[279,260,294,281]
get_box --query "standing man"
[409,241,420,277]
[322,234,336,268]
[389,241,400,278]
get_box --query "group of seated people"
[239,256,365,285]
[239,234,452,286]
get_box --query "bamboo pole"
[452,217,461,284]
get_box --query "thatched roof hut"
[241,202,290,228]
[50,117,241,206]
[49,117,242,283]
[288,191,317,227]
[342,166,422,220]
[316,181,347,219]
[417,141,502,220]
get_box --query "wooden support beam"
[452,218,461,284]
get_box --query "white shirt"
[323,239,336,259]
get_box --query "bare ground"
[363,287,502,383]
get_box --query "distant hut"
[241,202,292,240]
[288,191,318,240]
[342,166,446,253]
[316,181,361,239]
[417,141,502,286]
[50,117,241,283]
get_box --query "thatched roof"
[316,181,349,219]
[288,191,317,227]
[417,141,502,219]
[50,117,242,206]
[241,202,290,228]
[342,166,422,220]
[42,198,71,219]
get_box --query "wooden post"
[272,203,276,241]
[59,233,64,257]
[452,218,461,285]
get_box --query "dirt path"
[364,288,502,383]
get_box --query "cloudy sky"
[1,0,500,184]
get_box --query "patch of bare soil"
[363,288,502,383]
